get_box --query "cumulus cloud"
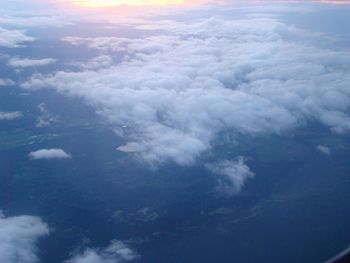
[207,157,254,196]
[0,27,34,48]
[29,148,71,160]
[0,211,49,263]
[8,57,56,68]
[65,240,139,263]
[22,13,350,165]
[0,111,22,120]
[317,145,331,155]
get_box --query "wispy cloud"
[64,240,139,263]
[0,111,22,120]
[0,27,34,48]
[207,157,254,196]
[8,57,56,68]
[317,145,331,155]
[36,103,59,128]
[0,78,15,86]
[69,55,113,70]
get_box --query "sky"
[1,0,350,262]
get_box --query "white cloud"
[0,211,49,263]
[62,37,133,52]
[65,240,139,263]
[29,148,71,160]
[0,27,34,48]
[0,78,15,86]
[317,145,331,155]
[36,103,59,128]
[70,55,113,70]
[0,111,22,120]
[207,157,254,196]
[22,13,350,165]
[0,5,77,48]
[117,142,145,153]
[8,57,56,68]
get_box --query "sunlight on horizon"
[57,0,185,7]
[55,0,350,9]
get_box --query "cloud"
[0,12,75,28]
[0,4,77,48]
[0,111,23,120]
[0,78,15,86]
[70,55,113,70]
[62,37,134,52]
[117,142,145,153]
[317,145,331,155]
[29,148,72,160]
[22,13,350,166]
[0,27,34,48]
[0,211,49,263]
[36,103,59,128]
[8,57,56,68]
[65,240,139,263]
[206,157,254,196]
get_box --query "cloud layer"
[22,10,350,166]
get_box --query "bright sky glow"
[55,0,350,8]
[58,0,184,7]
